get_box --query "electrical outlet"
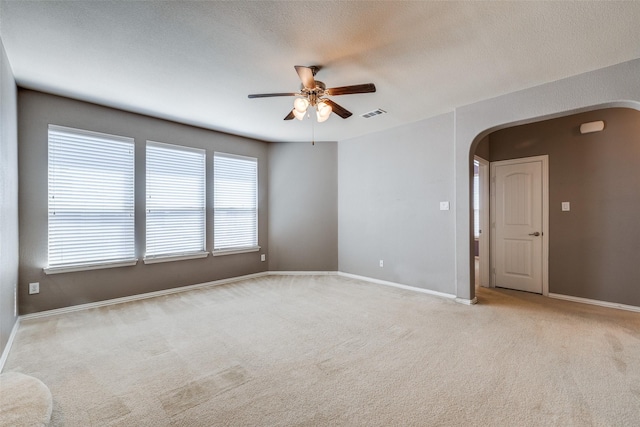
[29,282,40,295]
[261,254,266,262]
[379,260,384,267]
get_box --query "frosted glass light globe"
[293,98,309,113]
[316,101,332,122]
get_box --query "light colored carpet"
[0,371,53,426]
[4,274,640,426]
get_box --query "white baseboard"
[548,293,640,313]
[0,317,20,373]
[337,272,457,301]
[20,271,270,321]
[268,271,338,276]
[455,297,478,305]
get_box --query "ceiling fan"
[248,66,376,122]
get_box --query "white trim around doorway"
[474,156,490,288]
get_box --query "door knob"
[528,232,541,236]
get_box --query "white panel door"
[493,159,543,294]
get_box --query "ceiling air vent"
[361,108,387,118]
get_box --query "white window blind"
[145,141,206,259]
[47,125,135,270]
[213,152,258,253]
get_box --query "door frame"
[474,156,490,287]
[490,155,549,296]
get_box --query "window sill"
[212,246,261,257]
[143,252,209,265]
[44,259,138,275]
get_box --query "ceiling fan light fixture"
[293,97,309,113]
[316,111,330,123]
[248,65,376,123]
[316,101,332,122]
[293,109,306,120]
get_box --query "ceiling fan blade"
[295,65,316,89]
[284,110,295,120]
[323,99,352,119]
[248,92,298,99]
[326,83,376,96]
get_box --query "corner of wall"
[267,141,339,272]
[0,36,20,358]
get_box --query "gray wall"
[18,90,269,314]
[337,59,640,304]
[489,108,640,306]
[338,113,456,295]
[0,38,18,357]
[455,58,640,301]
[268,142,338,271]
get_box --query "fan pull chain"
[310,111,315,145]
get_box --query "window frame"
[45,124,137,274]
[144,140,208,264]
[213,152,260,256]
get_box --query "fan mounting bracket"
[308,66,321,76]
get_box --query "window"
[213,152,258,254]
[47,125,135,272]
[145,141,207,262]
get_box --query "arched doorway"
[468,106,640,307]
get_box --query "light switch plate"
[440,201,450,211]
[562,202,570,211]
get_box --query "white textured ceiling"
[1,1,639,143]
